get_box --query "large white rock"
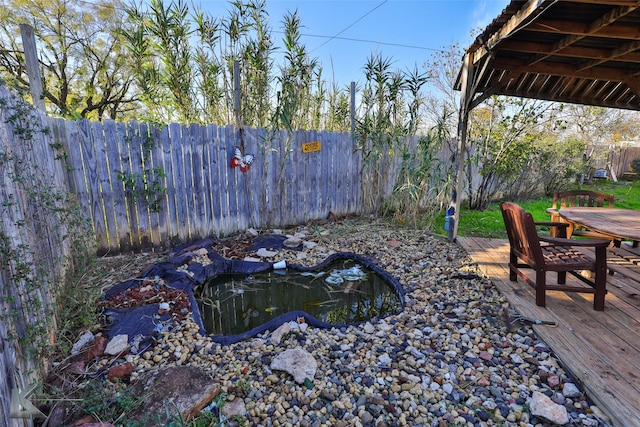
[270,348,317,384]
[256,248,278,258]
[283,237,302,248]
[105,334,129,356]
[530,391,569,425]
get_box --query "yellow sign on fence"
[302,141,321,153]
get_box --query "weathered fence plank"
[126,121,152,248]
[244,126,261,229]
[259,128,274,226]
[166,123,181,243]
[183,125,196,240]
[224,126,238,233]
[153,125,172,246]
[171,124,188,240]
[235,128,250,232]
[206,125,221,237]
[309,131,320,220]
[102,120,128,252]
[114,121,136,250]
[145,124,161,246]
[319,131,329,216]
[329,131,339,216]
[91,120,116,252]
[287,131,297,225]
[78,119,107,250]
[214,126,229,235]
[190,124,207,240]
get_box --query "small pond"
[196,259,403,336]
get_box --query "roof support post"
[449,52,474,241]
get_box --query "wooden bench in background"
[547,190,615,239]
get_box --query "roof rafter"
[528,4,639,66]
[528,20,640,39]
[500,40,640,63]
[578,40,640,70]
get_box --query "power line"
[310,0,389,53]
[291,32,446,53]
[59,0,449,54]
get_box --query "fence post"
[233,60,244,152]
[19,24,45,111]
[350,81,356,133]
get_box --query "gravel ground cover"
[76,218,611,426]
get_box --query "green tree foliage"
[0,0,138,119]
[466,97,553,210]
[535,137,587,196]
[560,104,640,145]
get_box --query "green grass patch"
[438,181,640,239]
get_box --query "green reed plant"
[354,53,429,216]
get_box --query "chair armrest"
[540,236,611,247]
[535,221,568,229]
[535,221,569,238]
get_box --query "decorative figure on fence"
[230,147,255,173]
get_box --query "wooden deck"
[457,237,640,427]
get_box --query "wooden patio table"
[558,207,640,243]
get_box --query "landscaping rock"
[530,391,569,425]
[256,248,277,258]
[71,331,95,355]
[83,336,108,361]
[221,397,246,419]
[270,347,317,384]
[104,334,128,356]
[270,322,291,345]
[107,362,134,382]
[128,366,220,425]
[562,382,581,398]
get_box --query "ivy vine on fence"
[115,128,167,213]
[0,90,96,375]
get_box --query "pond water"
[195,259,403,336]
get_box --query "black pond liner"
[103,237,405,347]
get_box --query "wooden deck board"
[458,237,640,427]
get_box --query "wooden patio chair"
[501,202,609,311]
[546,190,615,240]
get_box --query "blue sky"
[196,0,510,86]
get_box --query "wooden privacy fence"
[50,119,377,254]
[0,84,72,426]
